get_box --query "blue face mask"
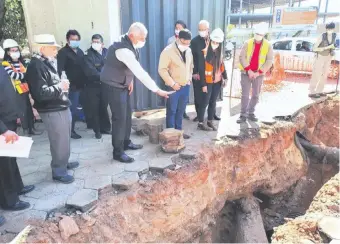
[69,40,80,49]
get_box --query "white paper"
[0,136,33,158]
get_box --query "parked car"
[271,37,339,79]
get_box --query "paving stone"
[0,210,47,233]
[25,181,58,199]
[149,157,175,173]
[112,172,139,190]
[66,189,98,212]
[318,216,340,240]
[179,147,198,160]
[84,176,112,190]
[18,163,40,176]
[34,194,69,211]
[124,161,149,174]
[22,171,50,185]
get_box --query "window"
[296,40,313,52]
[273,41,292,51]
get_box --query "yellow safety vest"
[239,38,270,71]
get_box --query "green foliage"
[1,0,27,46]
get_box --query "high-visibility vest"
[205,61,225,83]
[239,38,270,71]
[2,61,29,94]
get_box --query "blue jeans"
[68,90,81,131]
[166,85,190,130]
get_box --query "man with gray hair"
[101,22,171,163]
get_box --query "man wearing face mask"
[159,29,194,138]
[190,20,221,122]
[238,23,273,123]
[82,34,110,139]
[57,30,86,139]
[101,22,171,163]
[309,22,337,98]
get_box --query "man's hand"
[155,89,174,98]
[60,79,70,92]
[172,83,181,91]
[202,86,208,93]
[253,72,260,79]
[128,82,134,95]
[248,70,255,79]
[2,130,19,144]
[192,74,200,80]
[202,37,210,54]
[222,79,227,88]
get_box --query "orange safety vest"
[2,61,29,94]
[204,61,225,83]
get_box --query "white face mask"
[134,41,146,49]
[327,30,334,35]
[175,29,180,35]
[211,43,219,50]
[92,43,102,51]
[254,34,264,41]
[10,52,20,60]
[178,44,189,52]
[199,31,208,38]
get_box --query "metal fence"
[120,0,227,111]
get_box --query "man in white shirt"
[100,22,171,163]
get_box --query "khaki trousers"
[309,54,332,94]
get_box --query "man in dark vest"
[100,22,171,163]
[309,22,337,98]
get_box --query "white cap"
[210,28,225,43]
[254,22,269,35]
[33,34,61,48]
[3,39,19,49]
[0,47,4,59]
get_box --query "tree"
[0,0,27,46]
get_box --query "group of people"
[0,18,276,226]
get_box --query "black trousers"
[85,85,111,134]
[0,122,24,208]
[19,93,34,131]
[198,82,222,122]
[193,79,202,115]
[102,83,131,156]
[79,89,93,128]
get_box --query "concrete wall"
[22,0,121,51]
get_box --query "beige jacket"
[239,39,274,74]
[158,42,193,87]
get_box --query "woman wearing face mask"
[2,39,41,136]
[197,28,227,131]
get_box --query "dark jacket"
[0,66,20,134]
[190,35,207,87]
[26,56,71,113]
[100,34,139,88]
[57,44,86,89]
[82,47,108,86]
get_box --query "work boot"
[114,153,134,163]
[248,114,258,122]
[3,200,30,211]
[213,114,221,121]
[193,117,199,122]
[53,175,75,184]
[183,112,190,120]
[124,142,143,150]
[71,131,82,139]
[236,116,247,124]
[207,121,217,131]
[67,161,80,170]
[308,94,320,98]
[198,122,213,131]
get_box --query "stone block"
[149,158,175,173]
[112,172,139,190]
[59,216,79,240]
[148,122,164,144]
[66,189,98,212]
[179,147,197,160]
[124,161,149,174]
[159,128,185,153]
[131,118,149,135]
[84,176,112,191]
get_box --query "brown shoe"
[207,121,217,131]
[198,122,213,131]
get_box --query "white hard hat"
[210,28,225,43]
[254,22,269,35]
[3,39,19,49]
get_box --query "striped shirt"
[4,61,25,80]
